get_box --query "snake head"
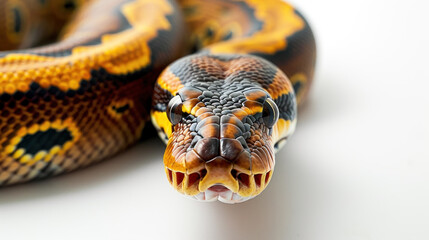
[151,54,297,203]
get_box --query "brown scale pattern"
[0,0,316,204]
[0,0,187,186]
[0,71,149,185]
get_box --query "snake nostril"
[176,172,185,186]
[238,173,250,188]
[230,169,238,179]
[254,174,262,187]
[188,172,200,187]
[200,169,207,179]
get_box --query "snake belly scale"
[0,0,316,203]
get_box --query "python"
[0,0,315,203]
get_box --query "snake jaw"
[163,120,276,202]
[159,91,278,202]
[193,187,256,204]
[162,125,276,202]
[165,166,274,203]
[162,107,277,200]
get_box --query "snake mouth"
[165,165,273,204]
[208,184,229,192]
[192,185,255,204]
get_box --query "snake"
[0,0,316,203]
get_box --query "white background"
[1,0,428,239]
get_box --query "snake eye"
[167,95,183,125]
[262,98,279,128]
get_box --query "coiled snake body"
[0,0,316,203]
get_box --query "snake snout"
[165,130,275,203]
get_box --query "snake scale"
[0,0,316,203]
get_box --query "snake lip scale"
[191,185,255,204]
[0,0,316,203]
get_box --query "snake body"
[0,0,315,203]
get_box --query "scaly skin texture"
[0,0,316,203]
[0,0,187,185]
[151,0,315,204]
[152,54,297,202]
